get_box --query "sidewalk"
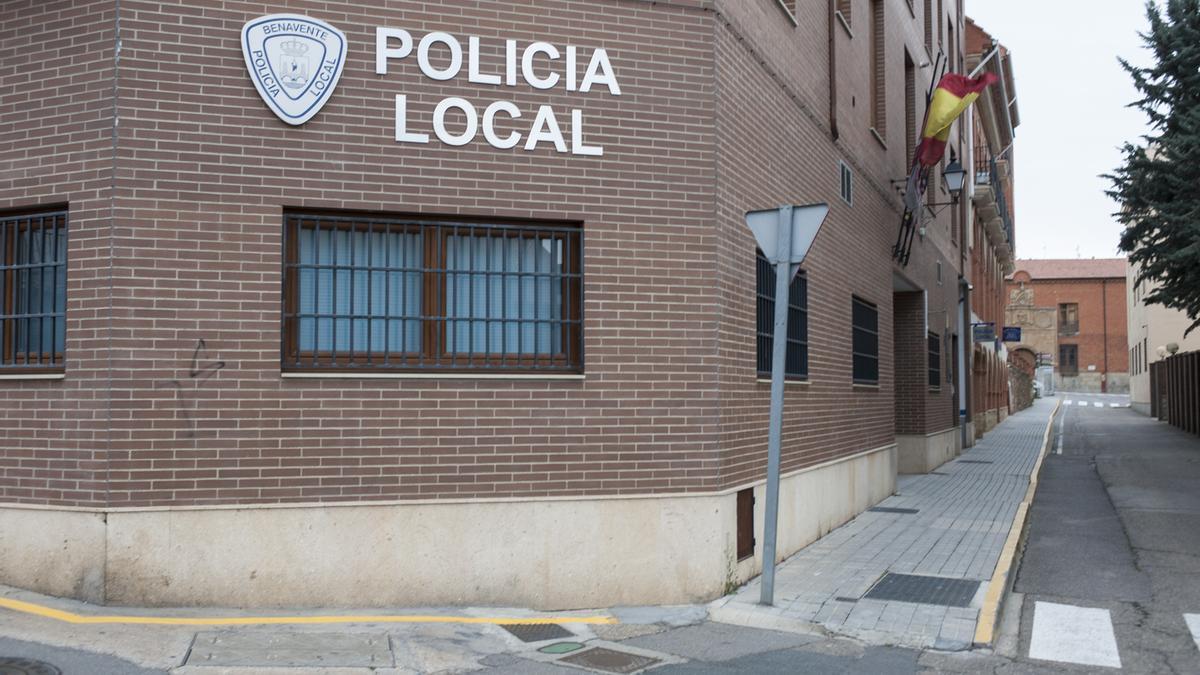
[0,400,1057,673]
[711,398,1058,651]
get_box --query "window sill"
[835,11,853,36]
[757,377,810,386]
[869,127,887,149]
[281,371,585,381]
[853,382,880,390]
[0,372,65,381]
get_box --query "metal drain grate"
[863,573,980,608]
[0,658,62,675]
[957,460,993,464]
[558,647,660,673]
[500,623,575,643]
[868,506,919,514]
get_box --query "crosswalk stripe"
[1093,402,1103,408]
[1110,403,1120,408]
[1185,614,1200,653]
[1029,601,1122,669]
[1078,401,1089,406]
[1064,400,1073,405]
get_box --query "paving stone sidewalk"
[711,398,1058,652]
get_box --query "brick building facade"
[1007,259,1128,393]
[1,0,1002,608]
[963,19,1018,437]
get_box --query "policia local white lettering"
[377,29,620,156]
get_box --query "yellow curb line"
[972,399,1062,646]
[0,596,616,627]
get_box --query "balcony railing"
[972,142,1016,257]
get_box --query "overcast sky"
[966,0,1154,261]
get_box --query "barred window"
[1,209,67,373]
[852,296,879,384]
[282,212,582,373]
[928,331,941,388]
[1059,344,1078,376]
[1058,303,1079,335]
[755,250,808,379]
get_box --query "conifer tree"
[1106,0,1200,334]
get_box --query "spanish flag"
[916,72,999,167]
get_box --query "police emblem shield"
[241,14,346,125]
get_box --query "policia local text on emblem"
[241,14,617,155]
[242,14,347,125]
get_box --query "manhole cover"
[868,506,919,514]
[500,623,575,643]
[559,647,660,674]
[863,573,980,608]
[0,659,62,675]
[958,460,993,464]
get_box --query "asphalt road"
[1013,396,1200,673]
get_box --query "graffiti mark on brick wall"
[157,339,226,438]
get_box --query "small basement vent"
[736,488,755,561]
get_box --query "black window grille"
[852,296,879,384]
[1,209,67,372]
[755,250,808,379]
[282,212,583,373]
[1059,344,1078,376]
[928,331,941,388]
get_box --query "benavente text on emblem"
[378,29,620,156]
[242,14,347,126]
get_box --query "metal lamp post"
[744,203,830,606]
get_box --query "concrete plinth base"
[896,428,961,474]
[0,446,896,610]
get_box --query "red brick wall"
[2,0,969,507]
[1005,277,1129,377]
[713,0,963,488]
[0,0,115,506]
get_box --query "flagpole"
[968,41,1001,79]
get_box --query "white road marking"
[1110,403,1120,408]
[1093,402,1104,408]
[1078,401,1090,406]
[1185,614,1200,653]
[1065,400,1074,405]
[1029,601,1122,669]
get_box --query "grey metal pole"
[760,205,793,606]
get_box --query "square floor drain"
[863,573,980,608]
[500,623,574,643]
[558,647,660,673]
[868,506,919,514]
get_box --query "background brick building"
[1007,259,1128,393]
[1,0,998,608]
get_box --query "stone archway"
[1010,347,1037,376]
